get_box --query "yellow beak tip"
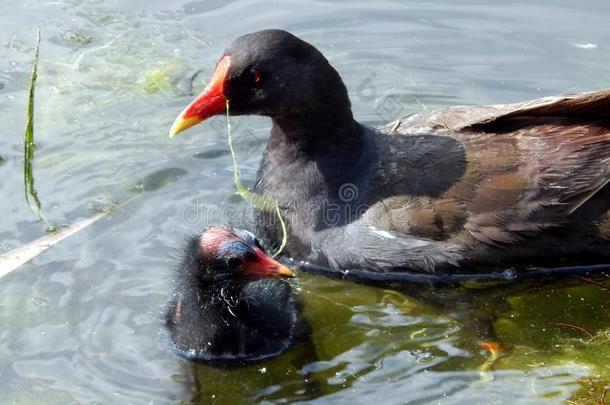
[277,265,295,278]
[169,115,202,138]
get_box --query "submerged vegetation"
[64,31,93,47]
[141,60,181,95]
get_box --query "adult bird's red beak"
[239,247,295,279]
[169,55,231,137]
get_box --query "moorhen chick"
[165,226,308,362]
[170,29,610,274]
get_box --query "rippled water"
[1,1,610,403]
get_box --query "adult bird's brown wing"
[381,90,610,253]
[385,89,610,132]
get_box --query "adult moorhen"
[165,226,308,362]
[170,29,610,274]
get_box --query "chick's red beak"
[239,248,295,279]
[169,55,231,137]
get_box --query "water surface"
[1,0,609,403]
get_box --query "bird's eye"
[249,67,262,84]
[226,257,243,269]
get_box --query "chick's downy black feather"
[165,227,308,363]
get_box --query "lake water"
[1,0,609,403]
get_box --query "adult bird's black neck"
[268,60,365,164]
[269,109,364,170]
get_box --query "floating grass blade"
[0,213,105,279]
[0,184,157,278]
[23,28,45,221]
[225,100,287,257]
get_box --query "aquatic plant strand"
[225,100,287,258]
[24,28,46,222]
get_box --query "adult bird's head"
[188,226,294,281]
[169,29,350,137]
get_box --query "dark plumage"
[170,29,610,274]
[165,226,308,362]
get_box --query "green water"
[0,0,609,403]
